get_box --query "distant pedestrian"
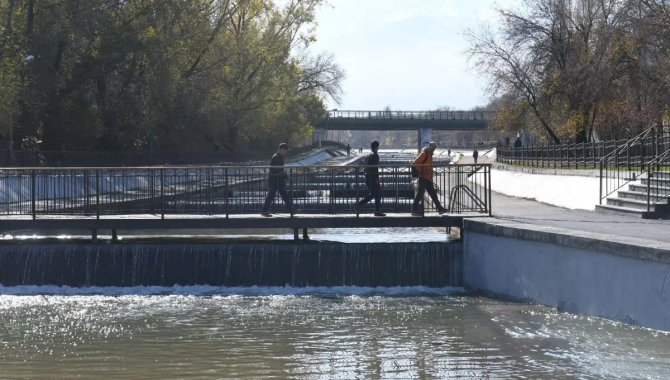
[514,137,522,148]
[261,143,292,217]
[447,149,451,157]
[347,143,351,157]
[412,142,447,216]
[473,148,479,164]
[358,141,385,217]
[505,135,511,148]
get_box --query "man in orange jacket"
[412,142,447,216]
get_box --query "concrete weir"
[0,242,462,288]
[463,219,670,331]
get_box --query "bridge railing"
[0,164,491,219]
[0,141,348,168]
[328,110,496,121]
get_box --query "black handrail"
[0,164,492,218]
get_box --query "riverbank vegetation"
[0,0,343,152]
[467,0,670,144]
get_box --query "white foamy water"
[0,285,464,296]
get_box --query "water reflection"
[0,288,668,379]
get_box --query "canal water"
[0,287,669,379]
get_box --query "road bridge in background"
[314,110,496,153]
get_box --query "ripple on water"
[0,287,668,379]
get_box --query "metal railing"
[0,141,348,168]
[0,164,491,219]
[599,127,670,204]
[328,110,497,121]
[498,133,670,171]
[645,149,670,212]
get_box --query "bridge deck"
[321,110,494,131]
[0,213,483,232]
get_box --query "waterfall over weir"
[0,242,462,288]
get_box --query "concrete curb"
[464,218,670,264]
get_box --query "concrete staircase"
[596,172,670,218]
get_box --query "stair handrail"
[449,184,486,213]
[599,126,666,204]
[645,148,670,212]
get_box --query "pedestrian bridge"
[0,163,491,239]
[314,110,496,151]
[320,110,495,131]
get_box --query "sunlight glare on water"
[0,287,668,379]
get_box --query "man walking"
[357,141,385,217]
[412,142,447,216]
[261,143,292,217]
[347,143,351,157]
[473,148,479,164]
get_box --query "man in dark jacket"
[514,137,522,148]
[261,143,292,217]
[473,148,479,164]
[357,141,385,217]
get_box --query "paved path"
[454,149,670,244]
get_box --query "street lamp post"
[8,55,35,164]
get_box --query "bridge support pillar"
[418,128,433,153]
[313,128,327,144]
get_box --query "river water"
[0,287,669,379]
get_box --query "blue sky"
[310,0,517,111]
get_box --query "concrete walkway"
[491,192,670,243]
[452,149,670,244]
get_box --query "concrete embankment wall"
[0,242,462,288]
[462,219,670,331]
[485,164,600,210]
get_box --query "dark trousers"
[262,181,292,212]
[358,181,382,211]
[474,156,478,164]
[413,178,444,212]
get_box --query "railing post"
[355,164,360,218]
[289,167,294,218]
[225,168,229,219]
[553,144,557,169]
[592,142,596,169]
[647,165,652,213]
[95,169,100,220]
[31,169,36,220]
[160,169,165,220]
[626,138,631,173]
[330,167,335,215]
[599,160,603,205]
[488,165,492,216]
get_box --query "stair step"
[652,171,670,180]
[628,184,670,195]
[606,197,661,211]
[595,204,649,218]
[617,190,670,203]
[641,178,670,187]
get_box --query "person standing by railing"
[261,143,292,217]
[412,142,447,216]
[357,141,385,217]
